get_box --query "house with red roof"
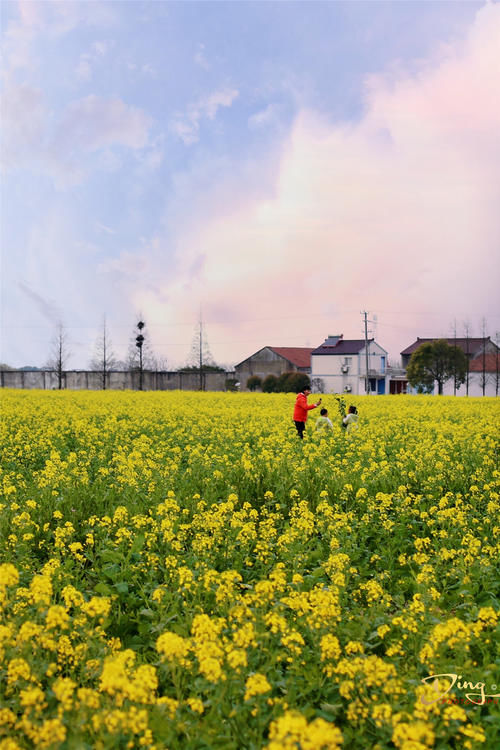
[235,346,313,390]
[311,334,398,395]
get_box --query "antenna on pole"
[136,320,145,391]
[362,311,370,394]
[199,306,203,391]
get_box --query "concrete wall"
[0,370,233,391]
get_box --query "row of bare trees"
[450,319,499,397]
[45,316,221,390]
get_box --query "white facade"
[434,374,498,397]
[311,341,389,395]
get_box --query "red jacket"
[293,392,317,422]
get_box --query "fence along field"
[0,390,499,750]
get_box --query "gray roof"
[400,337,496,356]
[312,339,375,355]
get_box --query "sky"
[1,0,499,370]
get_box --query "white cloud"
[248,103,280,130]
[136,135,165,170]
[0,83,46,169]
[202,89,239,120]
[1,3,134,185]
[98,250,147,277]
[75,41,110,81]
[194,43,210,70]
[75,55,92,81]
[3,2,115,74]
[54,95,152,153]
[2,89,152,184]
[93,41,108,56]
[96,222,116,235]
[171,87,239,145]
[141,63,156,77]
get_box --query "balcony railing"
[358,366,407,378]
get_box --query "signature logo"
[420,673,500,705]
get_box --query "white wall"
[442,373,498,397]
[311,354,359,377]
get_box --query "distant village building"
[235,347,313,390]
[400,337,498,367]
[468,354,499,397]
[401,337,499,396]
[310,335,402,394]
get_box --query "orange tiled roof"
[469,354,499,373]
[268,347,314,368]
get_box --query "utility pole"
[362,311,370,394]
[452,319,457,396]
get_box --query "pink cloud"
[132,4,500,366]
[54,95,152,152]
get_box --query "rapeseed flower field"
[0,390,499,750]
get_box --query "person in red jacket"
[293,386,322,439]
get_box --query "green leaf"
[102,563,121,580]
[94,582,112,596]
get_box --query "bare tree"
[450,319,458,396]
[90,316,117,389]
[479,317,489,397]
[463,320,472,396]
[495,331,500,397]
[46,323,71,389]
[184,315,218,390]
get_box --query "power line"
[2,309,499,331]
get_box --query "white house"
[311,334,391,395]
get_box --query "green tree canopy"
[287,372,311,393]
[406,339,467,395]
[262,374,278,393]
[246,375,262,391]
[261,372,312,393]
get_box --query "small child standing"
[315,407,333,433]
[342,405,359,433]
